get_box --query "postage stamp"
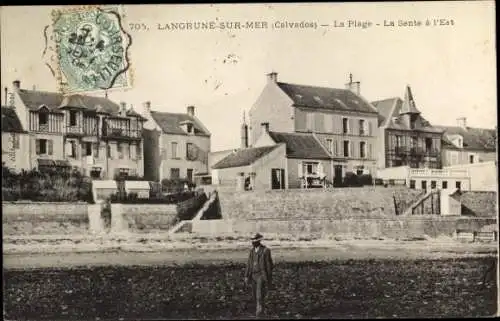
[48,5,132,93]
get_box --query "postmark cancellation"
[47,5,132,94]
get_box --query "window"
[85,142,92,156]
[117,143,123,159]
[326,139,333,153]
[342,118,348,134]
[425,137,432,152]
[409,180,416,189]
[306,113,314,132]
[93,143,99,158]
[187,123,193,134]
[136,144,142,159]
[359,142,366,158]
[107,145,112,159]
[421,180,427,190]
[442,181,448,189]
[395,135,403,147]
[170,168,180,179]
[39,112,48,125]
[455,181,461,190]
[127,143,132,159]
[431,181,437,189]
[187,169,194,182]
[469,155,474,164]
[411,136,418,148]
[302,162,318,175]
[343,140,349,157]
[36,139,52,155]
[13,134,20,149]
[66,140,77,157]
[359,119,365,135]
[355,166,364,176]
[69,111,77,126]
[186,143,194,160]
[171,142,178,159]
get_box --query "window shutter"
[349,141,354,158]
[298,162,303,177]
[333,140,338,156]
[368,143,373,159]
[48,140,53,155]
[93,143,99,157]
[368,121,372,136]
[349,118,355,134]
[35,139,41,155]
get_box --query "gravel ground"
[3,256,498,319]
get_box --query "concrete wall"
[192,217,497,239]
[2,202,90,236]
[2,132,31,171]
[217,187,424,220]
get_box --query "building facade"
[142,104,211,183]
[1,106,30,171]
[248,72,379,183]
[5,80,145,178]
[436,117,496,166]
[372,85,444,170]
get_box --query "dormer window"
[69,110,77,126]
[39,110,48,125]
[313,96,323,103]
[187,123,193,134]
[179,120,195,135]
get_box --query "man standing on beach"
[244,233,273,317]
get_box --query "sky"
[1,2,496,151]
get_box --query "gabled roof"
[276,82,378,114]
[434,125,497,151]
[150,111,211,137]
[371,97,442,133]
[16,89,143,119]
[268,131,331,160]
[1,106,26,133]
[212,145,280,169]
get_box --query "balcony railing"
[65,126,83,135]
[102,127,142,140]
[392,147,440,157]
[409,168,469,178]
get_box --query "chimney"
[120,102,127,114]
[266,72,278,83]
[241,111,248,149]
[187,105,195,117]
[261,122,269,133]
[345,73,360,96]
[143,101,151,113]
[457,117,467,129]
[12,80,20,92]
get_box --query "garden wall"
[2,202,90,236]
[459,191,497,217]
[218,187,424,220]
[192,217,497,240]
[111,203,178,233]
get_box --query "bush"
[1,164,94,203]
[358,174,373,186]
[109,191,198,204]
[161,178,196,194]
[342,172,363,187]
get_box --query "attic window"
[313,96,323,103]
[392,117,399,123]
[350,99,360,105]
[295,94,303,99]
[334,98,348,109]
[187,123,193,134]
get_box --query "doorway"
[271,168,285,190]
[334,165,343,187]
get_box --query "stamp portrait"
[50,5,132,93]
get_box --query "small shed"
[92,180,118,202]
[124,180,150,199]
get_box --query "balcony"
[102,127,142,141]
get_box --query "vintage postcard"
[1,2,498,320]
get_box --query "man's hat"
[251,233,263,241]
